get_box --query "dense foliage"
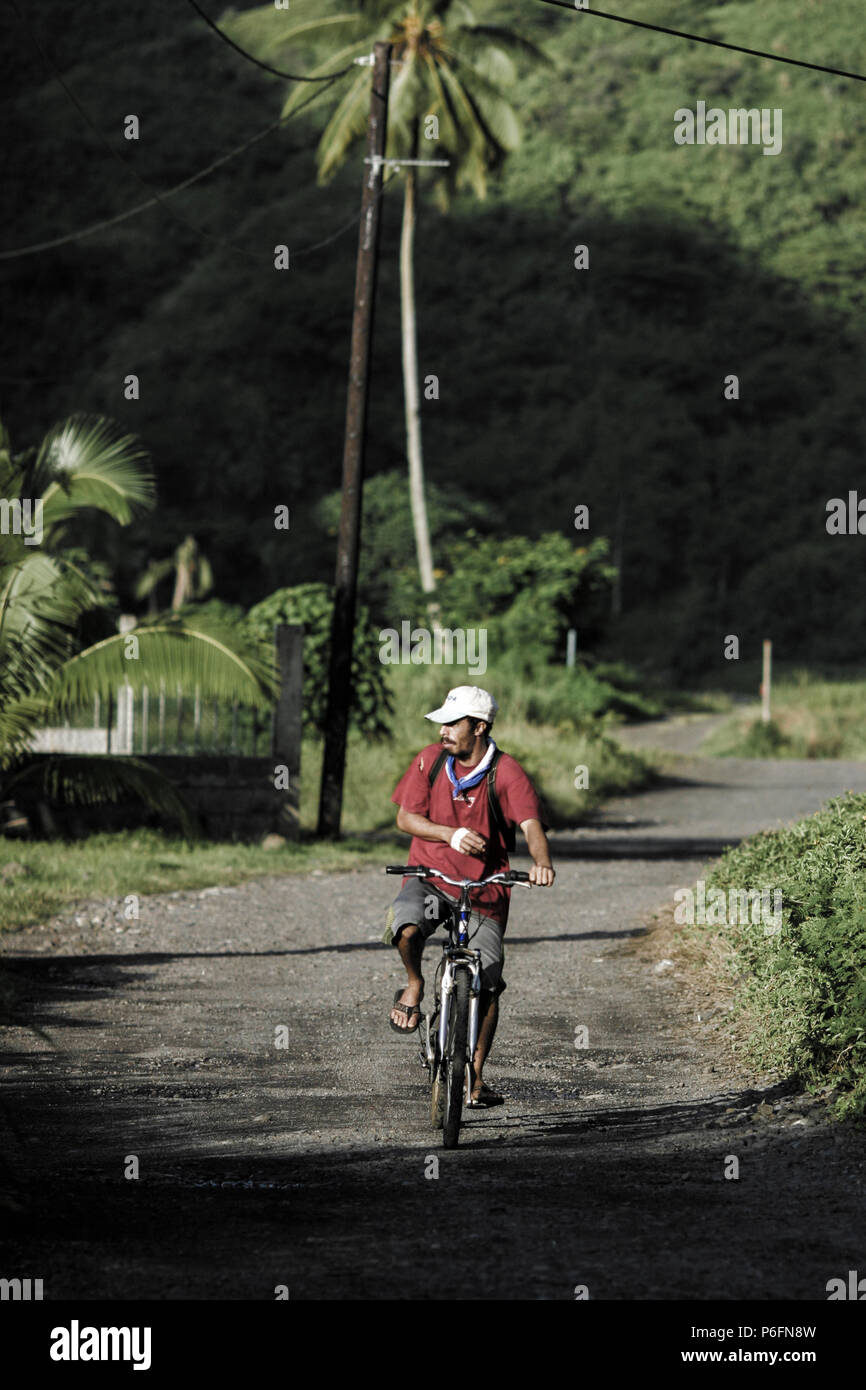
[5,1,866,676]
[0,411,275,829]
[245,582,394,735]
[698,793,866,1116]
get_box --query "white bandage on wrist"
[450,827,470,852]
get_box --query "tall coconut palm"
[223,0,548,612]
[0,414,275,830]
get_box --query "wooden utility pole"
[317,41,392,838]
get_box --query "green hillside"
[3,0,865,676]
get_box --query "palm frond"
[43,618,278,719]
[134,558,175,599]
[37,415,154,531]
[438,59,520,158]
[315,71,374,180]
[281,39,372,120]
[454,24,552,65]
[5,755,198,838]
[0,553,100,699]
[0,695,48,769]
[223,6,368,60]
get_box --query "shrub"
[694,792,866,1116]
[245,583,393,738]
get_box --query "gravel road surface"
[2,753,866,1299]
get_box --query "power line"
[294,171,400,258]
[184,0,359,83]
[4,1,347,260]
[0,109,290,260]
[0,135,396,269]
[0,174,402,391]
[533,0,866,84]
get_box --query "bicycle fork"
[435,951,483,1064]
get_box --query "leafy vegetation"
[7,2,866,678]
[0,830,395,935]
[703,672,866,759]
[301,659,655,834]
[228,0,550,607]
[0,413,275,827]
[245,581,393,735]
[683,793,866,1116]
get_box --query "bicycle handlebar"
[385,865,531,886]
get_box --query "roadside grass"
[703,671,866,759]
[300,662,656,833]
[2,662,657,933]
[0,831,400,935]
[678,791,866,1117]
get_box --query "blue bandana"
[445,739,497,798]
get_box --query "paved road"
[2,755,866,1299]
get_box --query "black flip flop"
[467,1083,504,1108]
[389,988,424,1034]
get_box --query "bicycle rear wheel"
[442,969,470,1149]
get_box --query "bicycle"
[385,864,531,1149]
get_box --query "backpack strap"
[487,748,516,852]
[429,744,515,853]
[427,748,448,787]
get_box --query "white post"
[761,640,772,724]
[116,687,126,750]
[125,682,134,753]
[566,628,577,668]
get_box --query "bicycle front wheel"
[442,969,470,1149]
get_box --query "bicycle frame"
[386,866,530,1076]
[386,863,530,1141]
[436,882,484,1065]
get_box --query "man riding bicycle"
[385,685,555,1107]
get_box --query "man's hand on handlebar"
[528,862,555,887]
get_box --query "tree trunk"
[400,158,440,629]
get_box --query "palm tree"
[224,0,547,612]
[0,414,276,831]
[136,534,214,614]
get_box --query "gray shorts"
[383,877,506,993]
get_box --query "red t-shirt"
[391,742,544,923]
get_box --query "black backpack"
[427,746,516,852]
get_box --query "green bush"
[725,718,795,758]
[521,662,663,727]
[315,472,492,622]
[695,792,866,1116]
[435,533,615,673]
[245,583,393,738]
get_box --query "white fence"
[32,684,266,757]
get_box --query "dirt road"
[2,754,866,1299]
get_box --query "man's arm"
[395,805,487,856]
[520,818,555,886]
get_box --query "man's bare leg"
[390,923,425,1029]
[469,989,499,1099]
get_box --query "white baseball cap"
[425,686,498,725]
